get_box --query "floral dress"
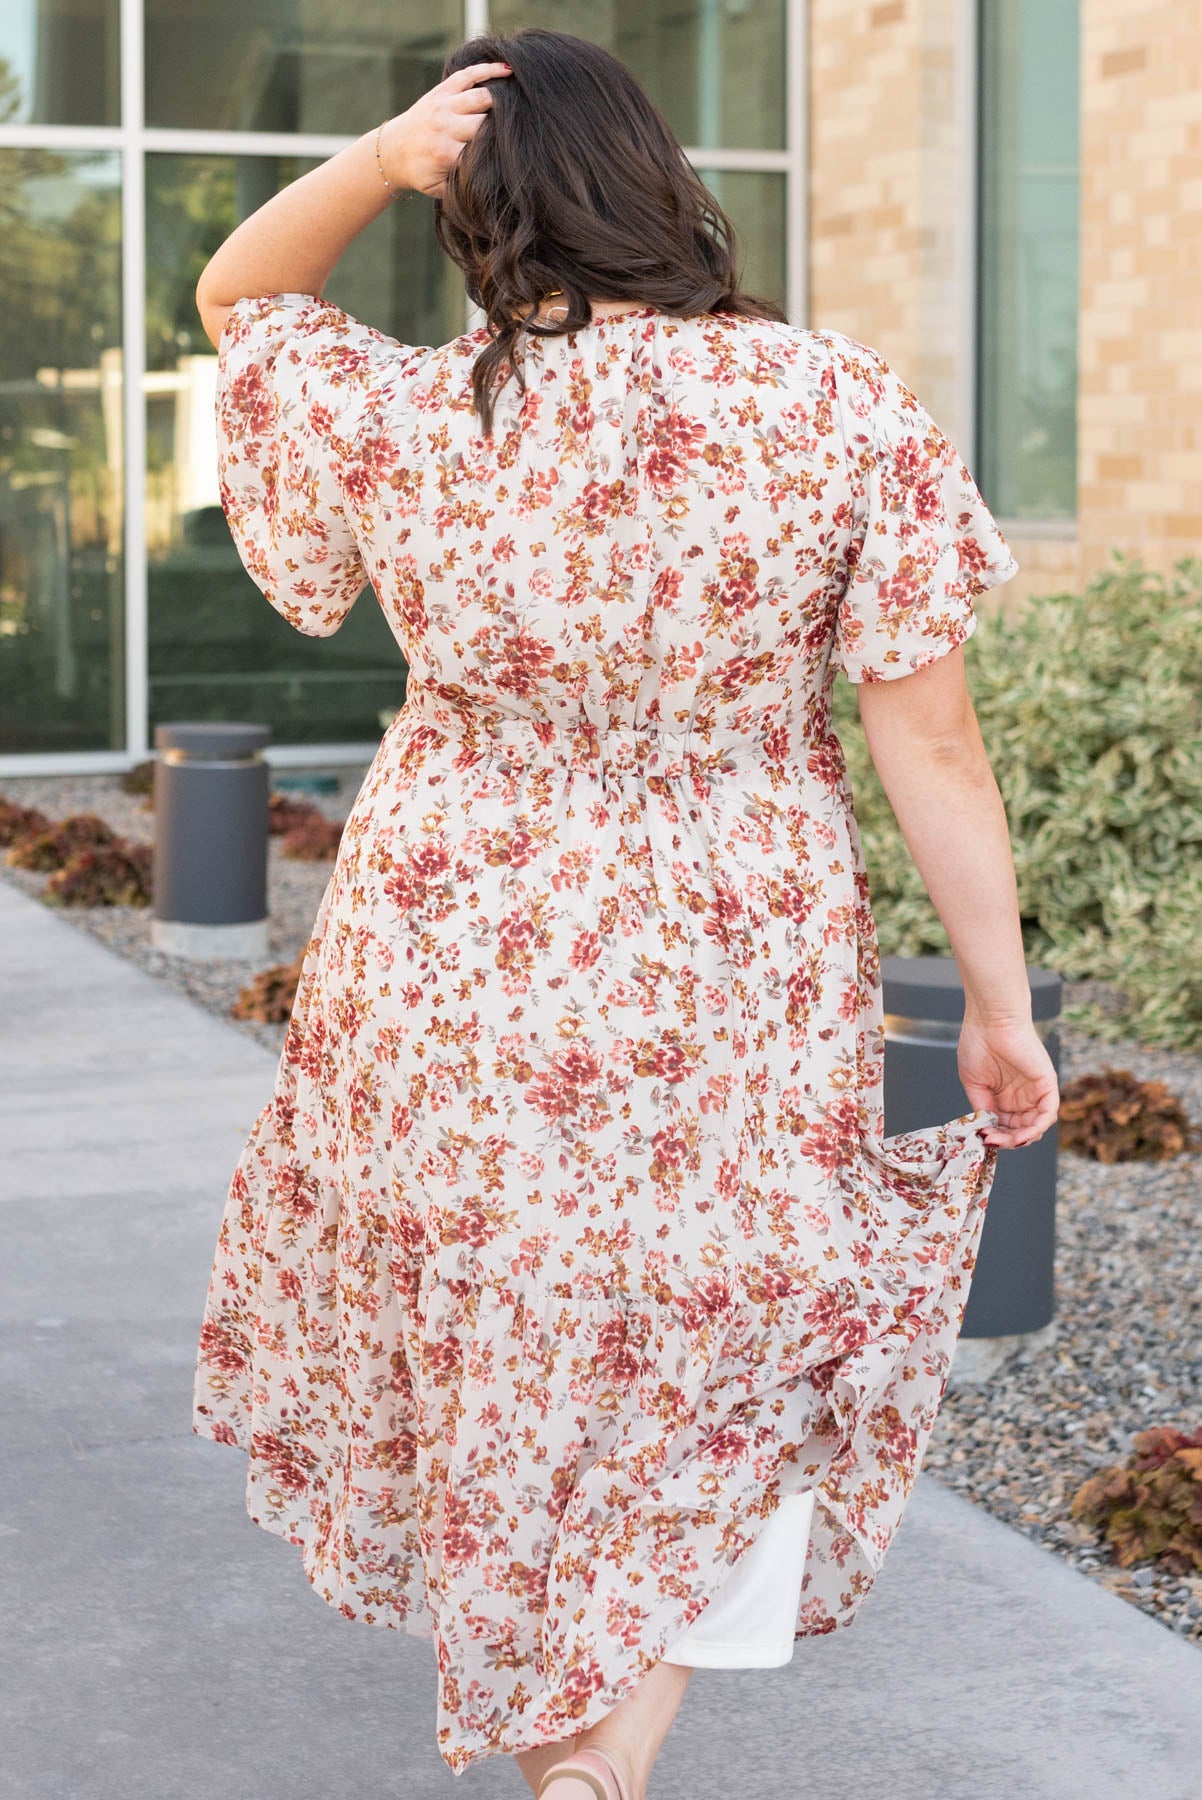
[193,293,1017,1773]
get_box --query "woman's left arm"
[195,59,512,348]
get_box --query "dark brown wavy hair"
[432,28,788,437]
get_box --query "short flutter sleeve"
[216,293,409,637]
[824,332,1018,683]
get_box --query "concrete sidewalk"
[2,878,1199,1800]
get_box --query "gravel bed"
[925,1023,1202,1646]
[3,770,1200,1647]
[1,769,366,1055]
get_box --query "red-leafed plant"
[268,792,322,836]
[7,813,115,872]
[120,759,156,798]
[231,955,303,1023]
[43,841,153,908]
[0,798,51,849]
[1070,1426,1202,1575]
[280,813,345,861]
[1058,1068,1197,1161]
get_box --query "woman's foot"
[515,1735,578,1796]
[517,1656,689,1800]
[536,1745,633,1800]
[536,1779,602,1800]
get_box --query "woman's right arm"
[853,642,1060,1152]
[194,61,511,348]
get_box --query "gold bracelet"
[375,121,410,202]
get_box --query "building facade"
[810,0,1202,607]
[0,1,1196,774]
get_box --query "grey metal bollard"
[881,956,1061,1342]
[151,722,271,961]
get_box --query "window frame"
[0,0,809,775]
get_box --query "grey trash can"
[151,722,271,961]
[881,956,1060,1338]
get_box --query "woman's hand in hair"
[194,60,512,344]
[380,62,512,200]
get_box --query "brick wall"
[1077,0,1202,576]
[808,0,1202,606]
[808,0,965,449]
[805,2,1046,603]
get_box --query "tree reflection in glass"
[144,153,459,746]
[488,0,788,152]
[144,0,458,135]
[0,145,122,754]
[0,3,119,127]
[694,169,787,313]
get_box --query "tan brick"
[1100,45,1147,77]
[1095,454,1144,480]
[1077,0,1202,571]
[808,0,965,429]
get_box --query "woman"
[192,27,1059,1799]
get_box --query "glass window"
[977,0,1080,520]
[489,0,787,151]
[0,1,119,126]
[0,149,123,755]
[144,153,461,747]
[695,169,787,312]
[144,0,461,135]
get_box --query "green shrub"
[832,555,1202,1050]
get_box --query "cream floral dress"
[193,293,1017,1773]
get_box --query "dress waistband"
[396,678,818,773]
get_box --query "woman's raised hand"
[957,1015,1061,1150]
[378,62,513,200]
[194,60,513,342]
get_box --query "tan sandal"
[536,1744,631,1800]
